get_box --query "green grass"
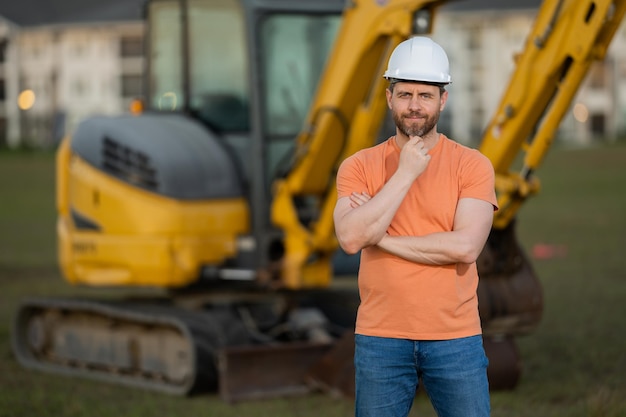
[0,151,57,268]
[1,143,625,416]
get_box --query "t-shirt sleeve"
[336,153,368,199]
[460,150,498,210]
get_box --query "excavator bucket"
[306,330,356,398]
[482,336,522,390]
[216,288,361,402]
[217,342,334,403]
[477,221,544,337]
[476,221,543,389]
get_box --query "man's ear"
[386,88,393,109]
[440,90,448,111]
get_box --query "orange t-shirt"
[336,134,497,340]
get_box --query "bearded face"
[392,106,440,138]
[386,82,446,139]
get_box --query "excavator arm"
[271,0,452,289]
[472,0,626,387]
[480,0,626,229]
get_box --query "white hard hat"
[383,36,451,84]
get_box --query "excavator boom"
[480,0,626,229]
[476,0,626,345]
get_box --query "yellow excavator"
[11,0,626,402]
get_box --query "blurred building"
[0,0,625,148]
[0,0,144,147]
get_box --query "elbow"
[336,227,373,255]
[335,219,383,255]
[458,252,479,265]
[343,244,363,256]
[335,222,361,255]
[337,236,363,256]
[456,242,483,264]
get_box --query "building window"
[0,117,6,147]
[467,27,481,50]
[470,106,484,144]
[0,79,5,101]
[590,113,605,136]
[0,39,7,63]
[120,36,143,58]
[121,74,143,98]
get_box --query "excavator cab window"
[148,1,184,111]
[260,14,340,138]
[146,0,343,188]
[148,0,250,132]
[146,0,339,141]
[260,13,340,181]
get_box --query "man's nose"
[408,96,421,111]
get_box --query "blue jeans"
[354,334,490,417]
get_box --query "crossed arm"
[333,191,494,266]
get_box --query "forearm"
[337,207,393,250]
[334,174,413,253]
[377,231,484,265]
[377,198,494,264]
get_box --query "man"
[333,36,498,417]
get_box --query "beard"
[392,109,440,138]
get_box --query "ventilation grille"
[102,136,158,190]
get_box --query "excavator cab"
[55,0,347,290]
[15,0,363,400]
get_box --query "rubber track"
[11,297,241,395]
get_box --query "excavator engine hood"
[70,113,244,200]
[57,113,250,288]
